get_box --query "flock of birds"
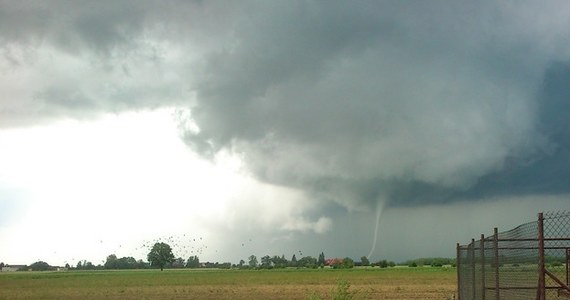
[61,234,310,266]
[137,234,208,258]
[63,235,202,266]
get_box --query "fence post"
[472,238,476,300]
[481,234,486,300]
[537,212,545,300]
[494,227,500,300]
[566,248,570,287]
[457,243,461,300]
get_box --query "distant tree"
[64,263,70,269]
[290,254,297,267]
[298,256,318,268]
[218,262,232,269]
[102,256,141,269]
[137,259,148,269]
[120,257,129,269]
[318,252,325,266]
[29,261,51,271]
[342,257,354,269]
[104,254,118,269]
[376,259,389,268]
[17,265,29,271]
[84,261,95,270]
[147,242,175,271]
[125,257,138,269]
[186,256,200,268]
[261,255,272,269]
[403,257,454,268]
[361,256,370,266]
[239,259,245,268]
[429,257,453,267]
[171,257,185,268]
[76,260,92,270]
[117,257,128,269]
[280,255,287,267]
[248,255,258,268]
[0,262,4,269]
[270,255,288,269]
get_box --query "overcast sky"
[1,0,570,266]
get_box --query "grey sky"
[1,1,570,264]
[183,1,568,209]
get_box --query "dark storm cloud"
[184,1,570,208]
[462,63,570,197]
[2,1,570,208]
[391,61,570,206]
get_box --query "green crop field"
[0,267,456,299]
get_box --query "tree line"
[403,257,455,267]
[2,242,456,272]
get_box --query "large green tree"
[147,242,175,271]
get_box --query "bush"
[331,280,352,300]
[551,261,563,267]
[308,280,365,300]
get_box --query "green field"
[0,267,456,299]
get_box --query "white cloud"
[0,109,334,265]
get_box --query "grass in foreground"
[0,267,456,299]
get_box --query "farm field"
[0,267,456,299]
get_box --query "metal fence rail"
[457,211,570,300]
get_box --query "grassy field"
[0,267,457,299]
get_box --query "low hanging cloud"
[2,1,570,210]
[183,1,570,208]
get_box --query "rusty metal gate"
[457,211,570,299]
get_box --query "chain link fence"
[457,211,570,300]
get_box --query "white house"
[1,265,27,272]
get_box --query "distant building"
[324,258,342,266]
[1,265,27,272]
